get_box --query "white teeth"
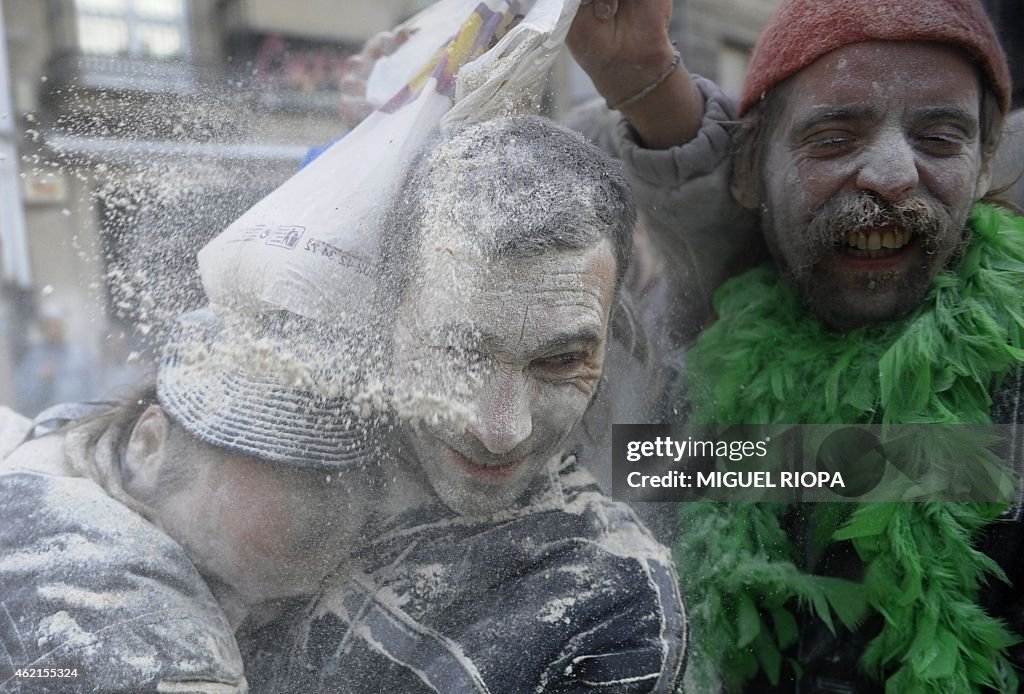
[843,228,911,253]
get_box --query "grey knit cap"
[156,307,380,468]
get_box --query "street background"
[0,0,1019,415]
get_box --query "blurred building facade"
[982,0,1023,109]
[0,0,432,410]
[673,0,778,98]
[0,0,1019,410]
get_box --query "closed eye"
[804,131,856,156]
[916,131,968,156]
[534,351,588,375]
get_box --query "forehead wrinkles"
[488,261,600,297]
[445,257,605,319]
[475,278,605,357]
[406,246,611,346]
[413,233,609,294]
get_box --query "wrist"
[606,47,681,111]
[618,68,704,150]
[586,41,679,106]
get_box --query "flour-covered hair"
[379,115,636,300]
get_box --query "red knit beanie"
[738,0,1011,116]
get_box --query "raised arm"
[567,0,704,149]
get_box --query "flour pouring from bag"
[197,0,581,334]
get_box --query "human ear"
[123,404,170,499]
[730,165,763,211]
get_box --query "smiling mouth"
[839,226,915,260]
[441,442,525,483]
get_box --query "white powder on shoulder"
[36,610,97,652]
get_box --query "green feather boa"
[678,203,1024,692]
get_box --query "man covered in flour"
[238,115,687,693]
[0,308,380,693]
[567,0,1024,690]
[1,116,686,690]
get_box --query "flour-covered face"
[760,42,986,329]
[392,239,616,516]
[146,419,368,609]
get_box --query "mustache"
[805,193,950,249]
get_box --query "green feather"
[676,204,1024,692]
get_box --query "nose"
[855,132,919,202]
[466,371,532,455]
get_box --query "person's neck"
[207,573,327,632]
[381,434,439,517]
[204,576,258,630]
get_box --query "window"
[75,0,189,59]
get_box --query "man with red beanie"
[566,0,1024,691]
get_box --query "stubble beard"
[764,192,972,331]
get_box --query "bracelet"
[607,47,682,111]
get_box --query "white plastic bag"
[197,0,581,327]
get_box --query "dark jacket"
[238,454,688,694]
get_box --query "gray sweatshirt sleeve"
[565,75,765,349]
